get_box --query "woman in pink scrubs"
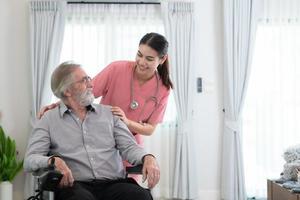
[92,32,173,146]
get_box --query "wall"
[0,0,223,200]
[193,0,224,199]
[0,0,31,199]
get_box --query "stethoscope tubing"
[130,66,160,122]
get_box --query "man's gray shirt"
[24,103,146,181]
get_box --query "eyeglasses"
[73,76,92,85]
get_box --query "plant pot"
[0,181,13,200]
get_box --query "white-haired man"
[24,62,159,200]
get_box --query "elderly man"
[24,62,160,200]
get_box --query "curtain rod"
[67,1,160,4]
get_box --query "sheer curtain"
[221,0,258,199]
[161,1,197,199]
[25,1,66,199]
[59,3,177,199]
[242,0,300,198]
[60,3,163,77]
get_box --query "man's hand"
[37,102,59,119]
[49,157,74,188]
[142,155,160,188]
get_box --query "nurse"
[93,32,173,145]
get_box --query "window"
[242,22,300,198]
[59,4,164,76]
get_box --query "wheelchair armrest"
[36,168,63,191]
[126,164,143,176]
[33,157,63,192]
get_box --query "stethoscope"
[130,66,160,121]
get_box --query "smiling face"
[135,44,166,81]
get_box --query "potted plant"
[0,125,24,200]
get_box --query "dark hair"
[139,32,173,89]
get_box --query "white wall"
[0,0,31,199]
[0,0,223,200]
[193,0,224,199]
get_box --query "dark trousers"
[54,178,152,200]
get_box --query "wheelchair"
[27,158,62,200]
[27,157,143,200]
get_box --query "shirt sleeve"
[92,62,115,98]
[23,117,52,172]
[112,116,146,165]
[148,89,170,124]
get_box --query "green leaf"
[0,126,23,183]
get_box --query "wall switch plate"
[197,77,202,93]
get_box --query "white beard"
[75,89,95,106]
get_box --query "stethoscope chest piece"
[130,66,160,115]
[130,100,139,110]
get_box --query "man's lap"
[54,178,152,200]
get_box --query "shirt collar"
[59,102,96,117]
[86,104,96,112]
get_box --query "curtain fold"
[161,1,197,199]
[221,0,258,200]
[143,121,177,199]
[24,1,66,198]
[29,0,66,117]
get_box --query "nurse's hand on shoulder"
[37,102,60,119]
[111,106,130,125]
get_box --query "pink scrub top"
[92,61,170,145]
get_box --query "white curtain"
[221,0,258,200]
[242,0,300,198]
[59,3,178,199]
[143,111,177,199]
[161,1,198,199]
[60,3,163,78]
[25,1,66,198]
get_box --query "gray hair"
[51,61,81,99]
